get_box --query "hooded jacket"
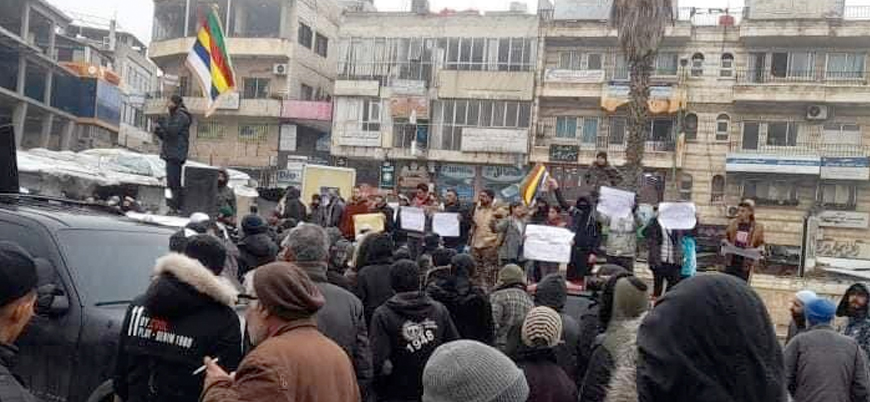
[636,273,785,402]
[237,225,279,280]
[579,276,648,402]
[427,272,494,345]
[784,324,870,402]
[114,254,242,402]
[370,291,459,401]
[838,283,870,363]
[355,256,396,325]
[534,274,586,384]
[553,190,601,251]
[156,105,191,162]
[280,187,307,222]
[1,343,36,402]
[514,347,578,402]
[292,261,373,398]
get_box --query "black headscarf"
[637,273,785,402]
[836,282,870,318]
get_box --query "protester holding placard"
[550,180,601,282]
[643,209,683,298]
[493,201,528,269]
[442,189,472,253]
[600,209,641,273]
[724,200,765,281]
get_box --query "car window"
[0,220,50,259]
[55,229,172,305]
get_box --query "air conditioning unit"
[272,63,288,76]
[725,205,739,218]
[807,105,830,120]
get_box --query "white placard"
[657,202,697,230]
[400,207,426,232]
[432,212,460,237]
[597,186,635,219]
[279,124,297,152]
[523,224,574,263]
[721,242,763,261]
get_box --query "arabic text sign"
[432,212,460,237]
[597,186,635,218]
[523,224,574,263]
[400,207,426,232]
[657,202,697,230]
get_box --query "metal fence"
[735,69,869,85]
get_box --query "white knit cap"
[521,306,563,348]
[795,290,818,305]
[423,340,529,402]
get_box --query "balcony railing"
[337,61,435,87]
[845,5,870,20]
[735,69,869,85]
[729,125,870,157]
[676,7,743,26]
[537,116,676,152]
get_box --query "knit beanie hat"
[795,290,817,306]
[805,297,836,326]
[521,306,562,348]
[242,214,268,235]
[497,264,526,288]
[423,340,529,402]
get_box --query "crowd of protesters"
[3,153,870,402]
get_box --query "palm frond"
[610,0,674,59]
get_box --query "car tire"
[85,380,114,402]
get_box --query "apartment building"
[331,9,538,198]
[534,0,870,269]
[145,0,341,183]
[0,0,78,150]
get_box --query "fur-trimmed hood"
[145,253,239,316]
[603,313,645,402]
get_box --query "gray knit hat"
[521,306,563,348]
[422,340,529,402]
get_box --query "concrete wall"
[339,12,538,38]
[747,0,844,20]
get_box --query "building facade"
[533,0,870,269]
[331,11,539,199]
[145,0,341,184]
[0,0,78,150]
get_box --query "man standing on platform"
[470,189,500,289]
[155,94,191,214]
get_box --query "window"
[239,124,269,142]
[315,33,329,58]
[655,52,679,76]
[587,53,603,70]
[716,114,730,141]
[440,37,534,71]
[610,117,626,144]
[556,117,577,138]
[720,53,734,77]
[178,76,189,97]
[362,99,381,132]
[650,119,674,142]
[711,175,725,202]
[788,52,814,79]
[197,121,225,140]
[614,54,629,80]
[438,100,532,150]
[560,51,603,70]
[300,84,314,101]
[827,53,865,80]
[242,78,270,99]
[559,52,580,70]
[582,117,599,144]
[819,183,858,210]
[298,22,313,49]
[742,180,798,206]
[691,53,704,77]
[822,122,862,145]
[683,113,698,140]
[766,122,798,146]
[679,174,693,201]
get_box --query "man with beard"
[837,283,870,361]
[786,290,817,345]
[442,189,471,253]
[215,169,236,219]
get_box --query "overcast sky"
[46,0,870,46]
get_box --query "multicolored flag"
[520,163,550,206]
[185,7,236,117]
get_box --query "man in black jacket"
[114,235,242,402]
[355,233,397,324]
[155,95,191,213]
[281,223,374,399]
[370,259,459,401]
[236,214,279,281]
[0,242,39,402]
[442,189,471,252]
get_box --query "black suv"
[0,195,176,402]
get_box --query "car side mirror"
[36,284,70,317]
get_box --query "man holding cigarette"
[114,235,242,402]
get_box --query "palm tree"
[610,0,674,191]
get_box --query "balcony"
[734,69,870,103]
[148,37,292,60]
[539,67,680,99]
[386,122,528,165]
[437,70,535,101]
[144,93,281,118]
